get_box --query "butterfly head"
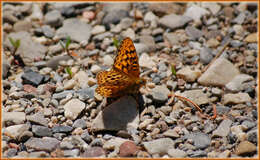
[135,77,147,87]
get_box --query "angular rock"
[184,5,209,21]
[56,18,91,43]
[212,119,232,137]
[185,26,203,40]
[151,85,171,104]
[5,31,47,65]
[32,125,52,137]
[235,141,256,156]
[52,125,73,133]
[4,124,30,140]
[119,141,139,157]
[180,89,209,106]
[143,138,175,155]
[244,33,257,43]
[63,99,85,120]
[44,10,63,27]
[176,66,201,82]
[92,96,139,131]
[3,112,25,125]
[225,74,254,92]
[159,14,192,30]
[82,147,106,157]
[139,53,156,69]
[21,70,44,86]
[25,137,60,152]
[183,132,211,149]
[168,149,187,158]
[223,93,251,105]
[198,58,240,86]
[26,113,48,127]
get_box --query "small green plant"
[65,67,73,79]
[9,37,20,53]
[60,36,71,54]
[171,64,177,76]
[112,37,119,49]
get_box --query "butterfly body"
[96,37,145,98]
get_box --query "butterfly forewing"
[113,37,140,78]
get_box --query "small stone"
[235,141,256,156]
[206,38,220,48]
[211,88,222,96]
[218,150,231,158]
[3,112,25,125]
[184,49,200,57]
[184,5,209,21]
[200,47,213,64]
[103,55,114,66]
[52,125,73,133]
[168,149,187,158]
[233,24,244,35]
[26,113,48,127]
[183,132,211,149]
[144,11,158,23]
[32,125,52,137]
[102,10,128,26]
[244,33,257,43]
[91,65,102,74]
[91,25,106,35]
[25,137,60,152]
[139,53,156,69]
[63,99,85,120]
[225,74,254,92]
[83,147,106,157]
[223,93,251,105]
[63,149,79,157]
[176,66,201,82]
[163,129,180,138]
[143,138,174,155]
[159,14,192,30]
[151,85,170,103]
[92,96,139,131]
[22,70,44,86]
[73,119,87,129]
[4,124,30,140]
[232,12,246,24]
[212,119,232,137]
[13,20,32,32]
[119,141,139,157]
[185,26,203,40]
[198,58,240,86]
[63,79,76,90]
[180,89,209,106]
[44,10,63,27]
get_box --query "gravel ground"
[2,2,258,158]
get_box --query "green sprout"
[65,67,73,78]
[9,37,20,52]
[171,64,177,76]
[60,36,71,53]
[112,37,119,49]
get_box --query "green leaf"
[59,41,65,50]
[15,39,20,48]
[112,37,119,49]
[171,64,177,76]
[65,36,71,50]
[9,37,16,47]
[65,67,73,77]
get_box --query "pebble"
[25,137,60,152]
[244,33,257,43]
[159,14,192,30]
[63,79,76,90]
[162,129,180,138]
[232,12,246,24]
[198,58,240,86]
[212,119,232,137]
[56,18,92,43]
[167,148,187,158]
[225,74,254,92]
[72,119,87,129]
[139,53,156,69]
[63,99,85,120]
[44,10,63,27]
[13,20,32,32]
[26,113,48,127]
[223,93,251,105]
[4,124,30,140]
[32,125,52,137]
[183,132,211,149]
[90,65,102,74]
[184,5,209,22]
[52,125,73,133]
[206,38,220,48]
[63,149,79,157]
[91,25,106,35]
[21,70,44,86]
[180,89,209,105]
[103,55,114,66]
[143,138,175,155]
[3,112,25,125]
[176,66,201,82]
[144,11,158,23]
[92,96,139,131]
[151,85,170,104]
[200,47,213,64]
[235,141,256,156]
[119,141,139,157]
[83,147,106,157]
[185,26,203,40]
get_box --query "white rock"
[64,99,85,120]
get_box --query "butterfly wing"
[96,69,133,97]
[113,37,140,78]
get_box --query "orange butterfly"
[96,37,146,97]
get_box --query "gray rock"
[180,89,209,105]
[225,74,254,92]
[28,151,49,158]
[5,31,47,65]
[25,137,60,152]
[41,25,55,38]
[185,26,204,40]
[164,32,180,46]
[32,125,52,137]
[212,119,232,137]
[4,148,17,157]
[102,10,128,26]
[203,121,216,133]
[46,55,71,70]
[63,149,80,157]
[76,87,95,100]
[83,147,106,157]
[215,105,230,115]
[232,12,246,24]
[200,47,213,64]
[3,10,18,24]
[198,58,240,86]
[2,54,10,78]
[159,14,192,30]
[44,10,63,27]
[56,18,92,43]
[26,112,48,127]
[92,96,139,131]
[189,150,207,157]
[63,99,85,120]
[4,124,30,140]
[223,93,251,105]
[144,11,158,23]
[73,119,87,129]
[184,5,209,22]
[176,66,201,82]
[53,90,75,100]
[139,53,156,69]
[183,132,211,149]
[143,138,175,155]
[3,112,25,125]
[151,85,170,104]
[52,125,73,133]
[168,149,187,158]
[13,20,32,32]
[21,70,44,86]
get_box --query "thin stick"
[174,94,203,113]
[202,39,231,73]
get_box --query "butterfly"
[95,37,146,97]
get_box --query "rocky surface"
[2,2,258,158]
